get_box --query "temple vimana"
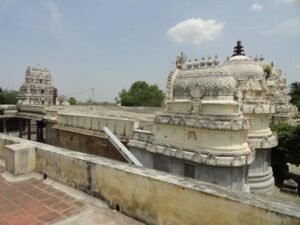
[0,41,299,224]
[130,41,297,193]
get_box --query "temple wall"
[154,124,248,152]
[45,113,138,161]
[249,148,271,174]
[0,138,5,158]
[0,134,299,225]
[129,147,247,191]
[246,114,272,136]
[201,103,238,114]
[45,122,126,162]
[166,101,191,113]
[248,148,274,193]
[19,105,46,114]
[57,113,136,139]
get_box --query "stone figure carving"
[192,98,201,114]
[176,52,187,69]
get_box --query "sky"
[0,0,299,102]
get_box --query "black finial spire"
[232,40,245,57]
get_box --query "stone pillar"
[36,121,40,142]
[36,120,44,142]
[40,121,44,142]
[27,119,31,140]
[19,118,23,138]
[3,119,7,134]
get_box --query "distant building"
[17,66,57,105]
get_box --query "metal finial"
[232,40,245,57]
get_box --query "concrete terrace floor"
[0,164,144,225]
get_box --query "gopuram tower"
[17,66,57,105]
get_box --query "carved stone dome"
[222,55,264,80]
[172,67,236,100]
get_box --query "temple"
[0,41,299,224]
[17,66,58,105]
[129,41,297,193]
[129,59,253,192]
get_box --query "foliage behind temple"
[0,87,18,104]
[116,81,164,107]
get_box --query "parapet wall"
[19,105,46,114]
[45,122,126,162]
[44,110,139,161]
[57,113,137,140]
[0,134,299,225]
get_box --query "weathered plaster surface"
[5,143,35,175]
[0,134,299,225]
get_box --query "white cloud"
[272,0,300,5]
[250,3,263,11]
[167,18,224,45]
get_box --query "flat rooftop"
[0,163,144,225]
[48,105,162,129]
[50,105,160,119]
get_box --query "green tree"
[263,64,272,78]
[116,81,164,107]
[290,82,300,110]
[68,97,77,105]
[0,88,4,104]
[272,122,300,183]
[0,88,18,104]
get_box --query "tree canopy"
[272,122,300,166]
[271,122,300,183]
[68,97,77,105]
[116,81,164,107]
[263,64,272,78]
[0,88,18,104]
[290,82,300,110]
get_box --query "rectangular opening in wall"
[184,163,195,178]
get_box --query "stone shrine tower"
[222,41,278,193]
[17,66,57,105]
[129,41,297,194]
[129,56,254,192]
[264,65,298,124]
